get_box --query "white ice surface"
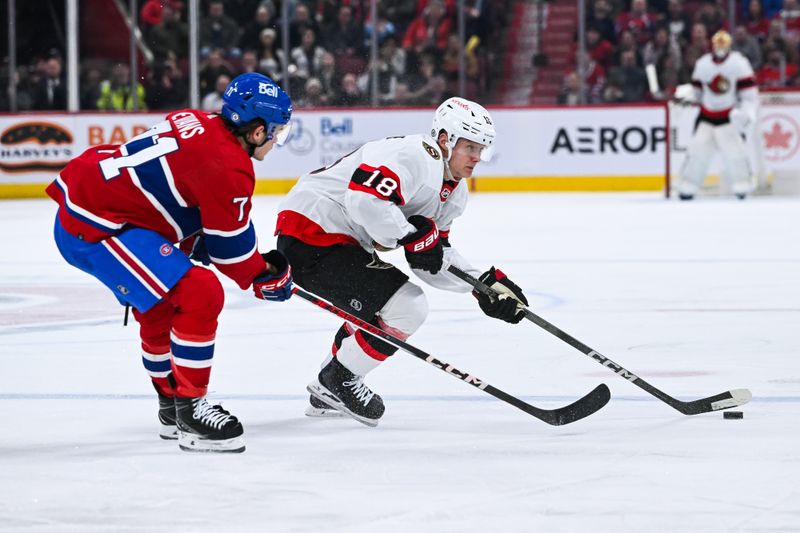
[1,193,798,532]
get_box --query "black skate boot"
[157,392,178,440]
[175,397,245,453]
[307,357,385,427]
[305,394,346,418]
[678,193,694,201]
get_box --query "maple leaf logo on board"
[760,113,800,162]
[763,121,792,149]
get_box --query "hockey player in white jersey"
[274,98,528,426]
[676,29,759,200]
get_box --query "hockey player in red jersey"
[275,97,529,426]
[675,30,759,200]
[46,72,294,453]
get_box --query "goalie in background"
[674,29,759,200]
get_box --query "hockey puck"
[723,411,743,419]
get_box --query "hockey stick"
[292,287,611,426]
[447,265,752,415]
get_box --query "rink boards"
[1,103,798,198]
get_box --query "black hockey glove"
[475,267,529,324]
[253,249,293,302]
[397,215,443,274]
[187,234,210,266]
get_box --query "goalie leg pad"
[678,121,716,196]
[715,124,754,195]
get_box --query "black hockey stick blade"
[447,265,752,416]
[292,287,611,426]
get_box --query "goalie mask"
[711,30,732,60]
[430,97,496,162]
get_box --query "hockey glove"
[397,215,443,274]
[253,249,293,302]
[186,234,211,266]
[475,267,529,324]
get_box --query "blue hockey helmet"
[221,72,293,145]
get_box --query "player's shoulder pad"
[396,134,446,182]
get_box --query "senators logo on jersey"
[709,74,731,94]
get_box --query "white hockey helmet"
[430,97,496,162]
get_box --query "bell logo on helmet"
[259,82,278,97]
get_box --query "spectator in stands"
[693,0,727,37]
[782,0,800,42]
[97,63,147,111]
[609,49,649,101]
[336,72,366,106]
[588,0,617,44]
[586,24,615,67]
[289,4,320,50]
[364,6,397,48]
[200,1,241,59]
[405,54,448,105]
[655,47,682,97]
[744,0,771,41]
[402,0,454,55]
[14,65,35,110]
[684,22,711,71]
[384,0,418,36]
[240,49,259,74]
[139,0,164,40]
[298,77,328,108]
[198,48,235,97]
[358,35,404,103]
[579,50,607,102]
[742,0,783,20]
[258,29,287,83]
[664,0,692,47]
[323,5,362,57]
[643,26,682,67]
[557,71,589,105]
[392,81,414,106]
[733,24,763,68]
[615,0,657,45]
[148,3,189,61]
[317,51,340,98]
[757,47,798,86]
[226,0,265,28]
[80,67,103,110]
[290,28,326,96]
[146,56,188,110]
[32,55,66,110]
[612,29,644,66]
[201,73,230,111]
[240,4,277,53]
[763,18,796,62]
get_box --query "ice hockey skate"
[156,391,178,440]
[305,394,346,418]
[175,397,245,453]
[307,357,385,427]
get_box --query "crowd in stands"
[559,0,800,104]
[0,0,507,112]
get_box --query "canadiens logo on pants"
[160,244,173,256]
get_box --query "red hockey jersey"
[46,110,266,289]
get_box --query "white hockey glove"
[672,83,698,106]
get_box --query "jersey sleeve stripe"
[209,241,258,265]
[204,222,258,263]
[203,222,251,237]
[737,76,756,89]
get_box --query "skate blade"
[305,404,347,418]
[177,432,245,453]
[159,424,178,440]
[307,381,379,428]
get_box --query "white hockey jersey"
[276,134,479,292]
[691,51,757,119]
